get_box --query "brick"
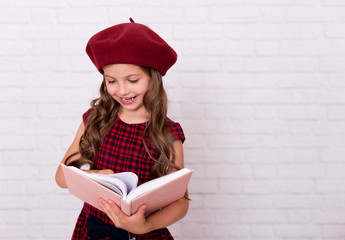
[251,224,274,237]
[184,7,209,23]
[294,149,319,163]
[289,120,314,135]
[57,8,107,23]
[3,151,28,165]
[184,209,216,223]
[240,120,288,135]
[244,180,290,194]
[0,136,35,150]
[207,39,255,55]
[324,164,345,179]
[253,105,277,119]
[314,210,345,224]
[184,149,222,164]
[0,181,25,196]
[16,0,67,7]
[253,165,276,179]
[260,7,286,22]
[282,136,326,148]
[205,224,240,237]
[0,119,23,134]
[189,179,218,194]
[250,196,275,209]
[179,56,220,72]
[249,23,298,40]
[3,210,26,224]
[181,223,204,237]
[219,180,242,193]
[326,23,345,38]
[245,57,295,72]
[322,225,345,238]
[31,8,57,24]
[320,56,345,72]
[0,8,30,23]
[206,164,252,179]
[240,210,287,223]
[221,56,244,72]
[275,224,320,237]
[42,224,65,238]
[174,24,223,40]
[183,134,208,149]
[321,148,345,162]
[206,104,253,119]
[133,8,185,24]
[22,25,74,40]
[277,73,323,88]
[169,88,216,104]
[286,6,336,22]
[180,119,217,134]
[0,40,32,56]
[181,40,206,55]
[210,7,260,23]
[282,40,330,55]
[315,180,345,193]
[279,105,325,120]
[328,106,345,120]
[288,210,312,223]
[247,148,295,163]
[203,195,251,209]
[277,163,324,179]
[256,41,280,55]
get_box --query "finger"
[107,199,126,218]
[99,199,119,223]
[135,204,147,217]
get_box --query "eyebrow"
[104,74,141,79]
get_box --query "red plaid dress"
[71,108,185,240]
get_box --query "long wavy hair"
[65,66,179,179]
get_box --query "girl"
[55,18,188,240]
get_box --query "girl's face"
[103,64,150,120]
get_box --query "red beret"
[86,18,177,76]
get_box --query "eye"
[107,79,116,84]
[129,79,139,83]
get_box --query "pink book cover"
[60,163,193,216]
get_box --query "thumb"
[137,204,147,216]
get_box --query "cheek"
[106,85,116,95]
[138,82,150,95]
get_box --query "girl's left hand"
[98,198,151,235]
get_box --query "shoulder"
[82,107,94,124]
[165,117,185,143]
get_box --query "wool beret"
[86,18,177,76]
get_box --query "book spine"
[121,198,132,216]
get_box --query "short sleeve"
[167,118,186,143]
[82,108,94,125]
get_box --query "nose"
[117,82,129,96]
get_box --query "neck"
[118,108,149,124]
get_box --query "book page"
[67,167,137,197]
[107,172,138,193]
[125,168,191,203]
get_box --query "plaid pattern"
[71,108,185,240]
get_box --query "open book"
[60,163,193,216]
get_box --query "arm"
[55,122,114,188]
[55,121,85,188]
[99,140,189,235]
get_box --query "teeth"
[122,97,135,101]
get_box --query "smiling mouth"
[121,96,136,101]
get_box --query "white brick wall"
[1,0,345,239]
